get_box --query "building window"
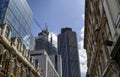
[12,59,16,75]
[2,50,10,71]
[0,54,2,66]
[0,44,4,66]
[35,59,38,68]
[22,45,26,55]
[5,26,9,39]
[20,44,23,53]
[24,68,28,77]
[26,69,30,77]
[55,55,58,71]
[18,66,22,77]
[15,39,19,49]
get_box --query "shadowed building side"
[84,0,120,77]
[58,27,81,77]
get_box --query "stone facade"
[84,0,120,77]
[0,24,43,77]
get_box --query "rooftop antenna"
[43,23,48,31]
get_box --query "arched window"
[22,45,26,56]
[12,59,16,75]
[18,65,22,77]
[0,44,4,66]
[20,44,23,53]
[5,26,9,39]
[15,39,19,49]
[3,24,11,39]
[2,50,10,71]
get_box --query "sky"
[27,0,87,77]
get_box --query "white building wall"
[30,50,60,77]
[50,55,62,77]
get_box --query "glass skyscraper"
[0,0,33,49]
[58,27,81,77]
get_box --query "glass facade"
[0,0,33,49]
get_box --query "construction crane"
[33,18,48,32]
[33,18,43,31]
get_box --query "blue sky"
[28,0,84,39]
[27,0,86,77]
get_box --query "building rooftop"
[61,27,72,33]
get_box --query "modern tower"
[58,27,81,77]
[35,29,57,55]
[34,29,62,77]
[0,0,33,49]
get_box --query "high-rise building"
[35,30,62,77]
[58,27,81,77]
[0,0,33,49]
[84,0,120,77]
[35,30,57,55]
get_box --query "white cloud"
[78,26,87,77]
[48,32,57,48]
[78,40,87,73]
[82,14,85,20]
[80,26,84,39]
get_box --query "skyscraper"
[0,0,33,49]
[58,27,81,77]
[35,29,57,55]
[34,29,62,77]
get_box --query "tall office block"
[58,27,81,77]
[35,30,57,55]
[0,0,33,49]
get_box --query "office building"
[0,24,43,77]
[58,27,81,77]
[84,0,120,77]
[30,50,60,77]
[0,0,33,49]
[35,30,57,55]
[34,30,62,77]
